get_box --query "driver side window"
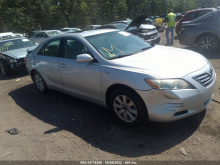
[63,39,90,59]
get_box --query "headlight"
[10,59,17,63]
[145,79,195,90]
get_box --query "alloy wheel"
[34,73,45,92]
[197,36,217,53]
[113,95,137,123]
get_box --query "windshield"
[85,31,152,59]
[0,38,35,52]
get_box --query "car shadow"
[9,84,206,157]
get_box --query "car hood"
[3,46,37,59]
[112,45,208,79]
[125,14,148,30]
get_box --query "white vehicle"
[0,32,13,39]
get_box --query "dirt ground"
[0,31,220,164]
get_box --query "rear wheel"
[196,34,219,54]
[0,61,11,76]
[33,71,48,93]
[109,89,148,126]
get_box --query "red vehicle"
[175,8,216,35]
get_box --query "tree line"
[0,0,219,33]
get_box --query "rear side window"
[38,39,61,57]
[198,10,212,17]
[35,33,42,37]
[185,12,197,19]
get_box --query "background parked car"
[179,9,220,53]
[96,15,160,44]
[144,18,154,25]
[30,30,62,44]
[28,30,41,38]
[0,32,13,39]
[176,12,185,21]
[159,14,167,20]
[60,28,82,33]
[111,18,132,24]
[176,8,216,35]
[0,37,37,76]
[13,33,23,37]
[83,25,101,31]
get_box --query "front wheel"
[195,34,219,54]
[33,71,48,93]
[109,89,148,126]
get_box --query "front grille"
[142,33,158,40]
[193,72,214,87]
[150,34,158,39]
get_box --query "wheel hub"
[113,95,137,123]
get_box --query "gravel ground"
[0,31,220,164]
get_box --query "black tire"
[195,34,219,54]
[109,89,148,126]
[0,61,11,76]
[33,71,48,93]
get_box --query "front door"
[59,38,102,102]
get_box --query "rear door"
[35,38,63,89]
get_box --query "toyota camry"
[26,29,216,126]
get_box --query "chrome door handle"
[36,59,39,63]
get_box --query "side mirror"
[76,54,94,63]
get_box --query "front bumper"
[136,64,216,122]
[10,58,26,70]
[146,34,161,44]
[137,32,161,44]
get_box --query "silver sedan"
[26,29,216,126]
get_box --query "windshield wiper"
[110,46,153,60]
[110,54,132,59]
[135,46,153,54]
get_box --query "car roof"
[61,28,80,29]
[52,29,118,38]
[0,36,28,42]
[187,8,216,13]
[45,30,60,32]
